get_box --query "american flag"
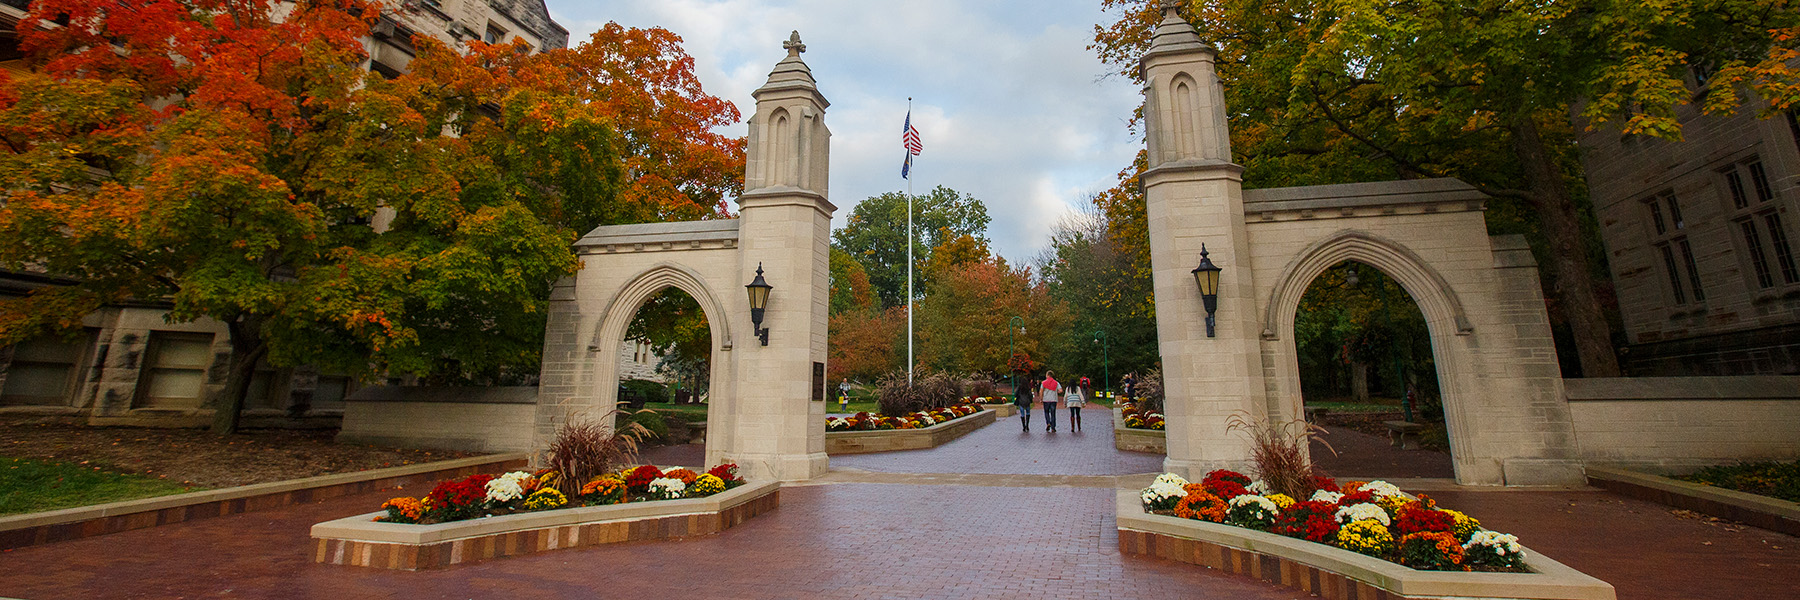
[901,110,922,179]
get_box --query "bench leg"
[1388,430,1402,447]
[1399,432,1420,451]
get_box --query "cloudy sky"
[546,0,1143,263]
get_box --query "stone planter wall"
[1114,408,1165,453]
[0,453,527,551]
[825,409,995,454]
[311,480,779,570]
[980,403,1018,418]
[1115,491,1615,600]
[1586,466,1800,537]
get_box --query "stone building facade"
[0,0,567,425]
[1577,76,1800,376]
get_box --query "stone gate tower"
[1139,3,1268,477]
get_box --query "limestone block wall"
[338,386,537,453]
[1565,376,1800,474]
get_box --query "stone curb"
[0,453,528,551]
[1115,490,1616,600]
[1113,407,1166,453]
[1585,466,1800,537]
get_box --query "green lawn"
[0,457,196,515]
[1304,400,1405,413]
[635,402,709,423]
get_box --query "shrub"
[630,410,670,442]
[1679,460,1800,502]
[1136,368,1165,413]
[621,379,669,404]
[1226,411,1335,499]
[966,376,997,400]
[874,371,964,415]
[544,415,647,496]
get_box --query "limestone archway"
[534,33,834,482]
[1136,3,1585,485]
[585,263,737,468]
[1257,229,1480,483]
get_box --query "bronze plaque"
[812,362,826,401]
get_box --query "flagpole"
[906,97,915,385]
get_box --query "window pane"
[1741,219,1775,289]
[145,369,205,403]
[153,337,212,368]
[1679,238,1705,302]
[1765,212,1799,285]
[1659,244,1686,303]
[1648,200,1666,235]
[1748,161,1773,202]
[1665,194,1684,229]
[12,337,85,362]
[312,376,349,408]
[1,363,74,404]
[1724,170,1749,209]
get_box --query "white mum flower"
[1247,480,1271,495]
[1141,480,1189,503]
[1311,490,1344,503]
[1359,480,1403,498]
[649,477,686,495]
[1229,494,1279,513]
[1464,531,1525,557]
[485,477,525,502]
[1152,473,1190,487]
[1334,502,1391,526]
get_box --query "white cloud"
[547,0,1142,263]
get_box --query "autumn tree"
[0,0,743,432]
[1038,206,1157,391]
[915,247,1069,378]
[832,186,991,308]
[1093,0,1800,377]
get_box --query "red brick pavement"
[1428,488,1799,600]
[830,408,1166,476]
[0,482,1300,600]
[1309,425,1455,479]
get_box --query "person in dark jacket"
[1014,374,1032,432]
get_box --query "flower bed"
[825,405,994,454]
[1119,402,1164,430]
[375,464,748,525]
[1139,470,1527,573]
[826,402,983,431]
[313,464,775,570]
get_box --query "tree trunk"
[1351,361,1370,402]
[212,317,269,435]
[1510,115,1623,378]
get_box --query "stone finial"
[1160,0,1182,15]
[784,31,806,57]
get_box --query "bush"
[621,379,669,404]
[630,410,670,442]
[1679,460,1800,502]
[1226,411,1335,499]
[966,376,997,400]
[1137,368,1166,413]
[875,371,964,416]
[544,415,646,496]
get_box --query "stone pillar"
[726,32,833,481]
[1139,3,1267,478]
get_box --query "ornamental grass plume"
[546,413,648,496]
[1226,411,1337,500]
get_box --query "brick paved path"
[831,407,1166,475]
[1,408,1793,599]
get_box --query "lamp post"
[1191,244,1222,337]
[1093,330,1109,399]
[745,263,772,346]
[1008,315,1024,395]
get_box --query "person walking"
[1066,380,1085,433]
[1014,373,1032,432]
[1121,372,1137,404]
[1040,371,1060,433]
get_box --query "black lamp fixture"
[1191,244,1222,337]
[745,263,773,346]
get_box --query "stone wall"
[337,386,536,453]
[1565,376,1800,474]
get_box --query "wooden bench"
[1384,420,1424,450]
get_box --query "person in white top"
[1040,372,1061,433]
[1065,381,1086,433]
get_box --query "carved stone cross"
[784,31,806,56]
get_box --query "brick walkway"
[1,409,1794,599]
[831,407,1166,475]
